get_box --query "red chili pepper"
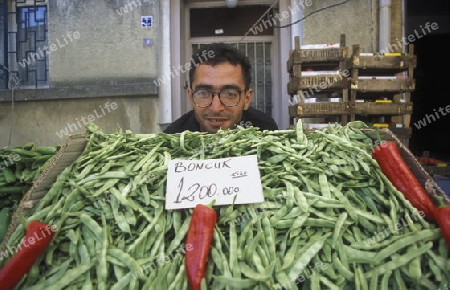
[372,141,436,221]
[435,206,450,246]
[185,203,217,290]
[0,220,56,290]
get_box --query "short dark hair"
[189,42,252,89]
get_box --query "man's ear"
[188,88,194,107]
[243,88,252,110]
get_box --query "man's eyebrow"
[194,84,241,90]
[194,84,214,90]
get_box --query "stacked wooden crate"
[348,43,416,145]
[287,34,349,128]
[287,36,417,145]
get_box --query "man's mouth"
[205,118,228,126]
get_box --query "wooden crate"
[292,101,412,117]
[348,44,416,131]
[352,102,413,115]
[288,74,349,94]
[287,47,348,72]
[348,53,417,70]
[351,77,415,92]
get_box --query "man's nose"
[209,94,224,112]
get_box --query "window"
[15,5,48,87]
[0,0,7,89]
[190,6,274,37]
[1,1,48,89]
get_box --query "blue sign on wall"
[141,16,153,28]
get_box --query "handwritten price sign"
[165,155,264,209]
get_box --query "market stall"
[0,121,449,289]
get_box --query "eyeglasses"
[191,87,245,108]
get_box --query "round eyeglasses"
[191,88,245,108]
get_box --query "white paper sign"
[165,155,264,209]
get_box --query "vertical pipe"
[290,0,302,48]
[2,1,9,87]
[401,0,406,53]
[290,0,303,127]
[379,0,391,51]
[158,0,172,131]
[170,0,182,122]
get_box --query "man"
[164,42,278,133]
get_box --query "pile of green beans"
[0,142,57,244]
[3,122,449,290]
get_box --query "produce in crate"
[1,122,449,289]
[0,143,57,244]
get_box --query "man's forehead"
[193,63,244,80]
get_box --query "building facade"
[0,0,416,147]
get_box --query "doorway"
[409,33,450,161]
[185,5,278,117]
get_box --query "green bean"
[261,213,276,262]
[80,271,93,290]
[79,212,102,242]
[366,242,433,278]
[303,218,336,228]
[394,268,407,290]
[167,217,191,253]
[112,263,126,281]
[332,212,348,249]
[167,262,186,290]
[281,235,300,270]
[240,262,274,282]
[110,272,132,290]
[229,221,240,277]
[155,261,171,289]
[34,259,73,288]
[319,276,340,290]
[373,229,439,264]
[355,264,368,290]
[211,246,225,274]
[110,197,130,234]
[333,251,354,280]
[344,246,377,264]
[127,206,163,252]
[269,206,289,225]
[46,263,92,290]
[109,248,142,274]
[288,233,331,281]
[77,171,127,186]
[213,275,258,289]
[96,215,108,290]
[380,270,392,290]
[255,244,270,269]
[407,244,421,282]
[289,213,309,239]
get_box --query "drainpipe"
[379,0,391,52]
[158,0,172,132]
[290,0,302,48]
[401,0,406,53]
[289,0,303,125]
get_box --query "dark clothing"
[163,107,278,133]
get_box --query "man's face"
[188,63,252,133]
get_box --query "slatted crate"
[287,34,350,126]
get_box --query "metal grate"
[1,0,48,89]
[191,41,273,116]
